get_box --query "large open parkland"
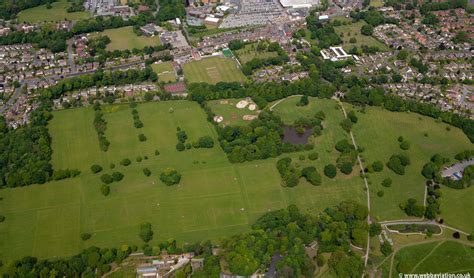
[0,97,472,264]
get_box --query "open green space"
[235,43,279,64]
[207,98,259,126]
[393,241,474,275]
[182,56,246,84]
[333,20,388,51]
[92,26,162,51]
[17,0,91,23]
[370,0,384,7]
[151,62,177,83]
[0,99,365,263]
[352,107,473,221]
[440,186,474,233]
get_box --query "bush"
[90,164,103,174]
[176,142,185,151]
[138,134,147,142]
[198,136,214,148]
[110,163,115,169]
[101,184,110,196]
[139,222,153,243]
[112,172,124,182]
[361,24,374,36]
[136,156,143,162]
[302,167,322,186]
[377,190,384,197]
[143,168,151,177]
[155,150,160,156]
[160,168,181,186]
[324,164,337,178]
[299,155,306,161]
[0,215,5,223]
[316,253,325,267]
[382,178,392,187]
[308,152,319,160]
[372,161,384,172]
[101,174,113,184]
[81,233,92,241]
[380,241,392,256]
[400,140,410,150]
[369,223,382,237]
[120,158,132,166]
[339,162,353,175]
[452,232,460,239]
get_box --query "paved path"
[268,94,302,111]
[380,219,470,235]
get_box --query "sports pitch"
[0,99,366,262]
[17,0,91,23]
[151,62,177,83]
[182,57,246,84]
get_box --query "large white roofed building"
[279,0,320,8]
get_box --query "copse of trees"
[160,168,181,186]
[51,169,81,180]
[92,103,110,152]
[139,222,154,243]
[0,0,56,19]
[302,166,322,185]
[241,43,289,76]
[276,157,301,187]
[324,164,337,178]
[91,164,103,174]
[400,198,425,217]
[386,154,410,175]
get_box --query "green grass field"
[235,43,278,64]
[17,0,91,23]
[0,99,366,263]
[393,241,474,275]
[351,106,473,221]
[440,186,474,232]
[93,27,162,51]
[151,62,177,83]
[333,20,388,51]
[207,98,259,126]
[183,57,246,84]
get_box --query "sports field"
[393,241,474,275]
[235,43,279,64]
[93,27,162,51]
[333,20,389,51]
[182,57,246,84]
[17,0,91,23]
[151,62,177,83]
[0,100,366,262]
[352,107,473,221]
[207,98,260,126]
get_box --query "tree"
[101,184,110,196]
[90,164,103,174]
[361,24,374,36]
[101,174,113,184]
[139,222,153,243]
[302,167,322,185]
[176,142,185,151]
[160,168,181,186]
[112,172,124,182]
[308,152,319,160]
[400,140,410,150]
[138,134,147,142]
[340,118,353,132]
[380,241,392,256]
[0,215,5,223]
[316,253,326,267]
[120,158,132,166]
[324,164,337,178]
[298,95,309,106]
[372,161,384,172]
[339,162,353,175]
[198,136,214,148]
[382,178,392,187]
[369,223,382,237]
[143,168,151,176]
[81,233,92,241]
[400,198,424,217]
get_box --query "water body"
[281,126,312,144]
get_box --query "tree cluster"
[386,154,410,175]
[51,169,81,181]
[92,103,110,152]
[160,168,181,186]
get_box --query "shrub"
[339,163,353,175]
[372,161,384,172]
[0,215,5,223]
[302,167,322,186]
[316,254,325,267]
[382,178,392,187]
[120,159,132,166]
[110,163,115,169]
[369,223,382,237]
[377,190,384,197]
[112,172,124,182]
[308,152,319,160]
[185,143,192,149]
[139,222,153,243]
[380,241,392,256]
[197,136,214,148]
[400,140,410,150]
[101,174,113,184]
[176,142,185,151]
[160,168,181,186]
[397,136,404,142]
[324,164,337,178]
[143,168,151,177]
[138,134,147,142]
[299,155,306,161]
[452,232,460,239]
[81,233,92,241]
[90,164,103,174]
[136,156,143,162]
[155,150,160,156]
[101,184,110,196]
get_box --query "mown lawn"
[351,106,473,221]
[235,43,278,64]
[333,20,389,51]
[93,26,162,51]
[440,186,474,233]
[183,57,246,84]
[17,0,91,23]
[151,62,177,83]
[0,99,365,263]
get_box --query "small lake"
[281,126,312,144]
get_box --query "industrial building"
[279,0,320,8]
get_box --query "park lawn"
[393,241,474,275]
[207,98,260,126]
[151,62,177,83]
[440,186,474,233]
[351,106,473,222]
[235,43,279,64]
[183,56,246,84]
[0,100,365,263]
[333,20,388,51]
[17,0,91,23]
[94,27,162,51]
[370,0,384,7]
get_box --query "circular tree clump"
[143,168,151,177]
[377,190,384,197]
[120,158,131,166]
[101,184,110,196]
[372,161,384,172]
[308,152,319,161]
[160,168,181,186]
[112,172,124,182]
[324,164,337,178]
[382,178,392,187]
[138,134,147,142]
[90,164,103,174]
[101,174,113,184]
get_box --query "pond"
[281,126,312,145]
